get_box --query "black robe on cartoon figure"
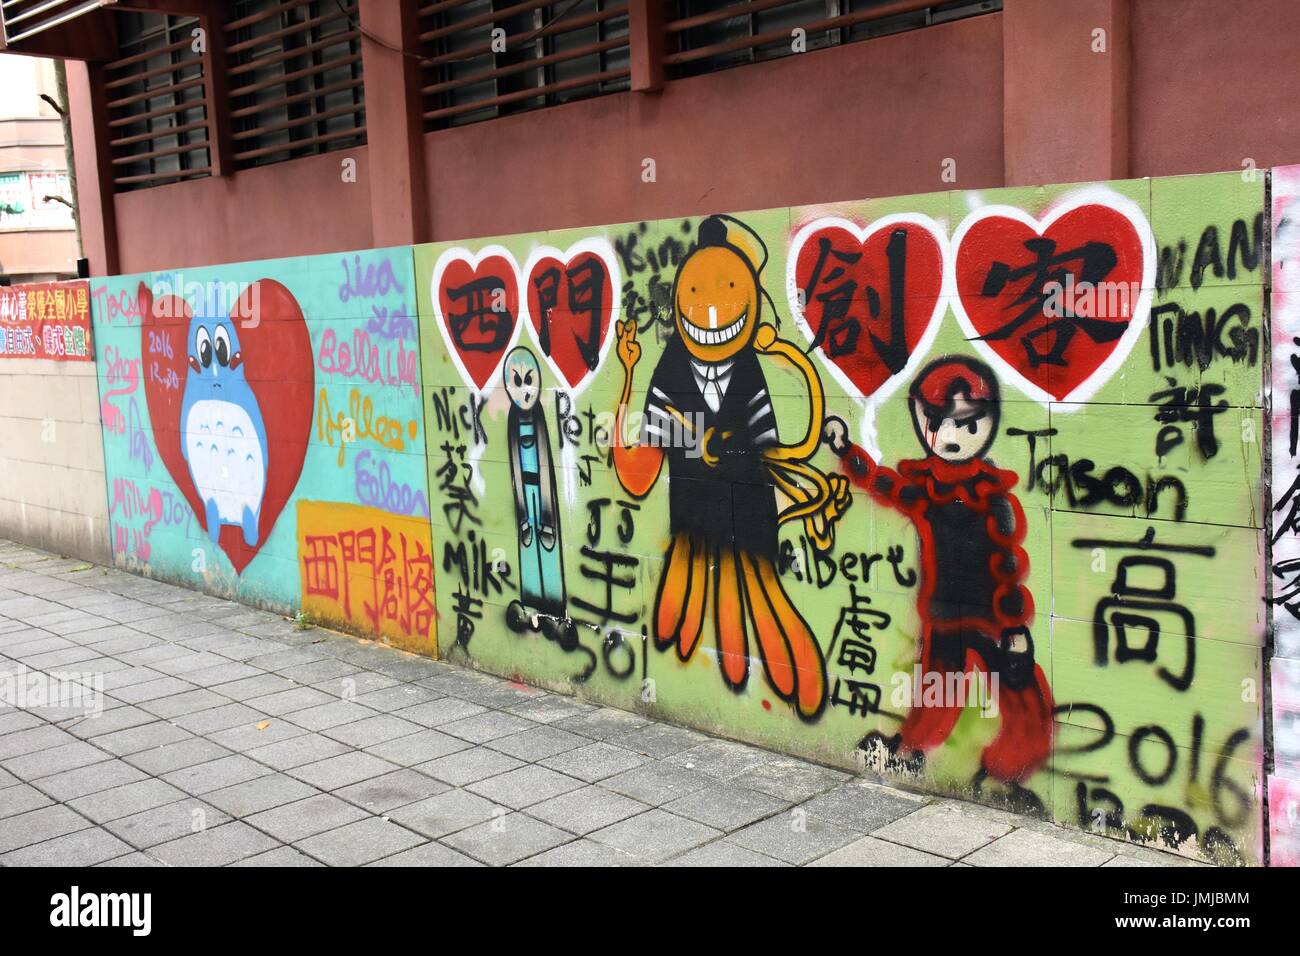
[643,333,781,561]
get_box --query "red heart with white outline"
[431,245,522,391]
[787,214,948,405]
[521,238,621,393]
[950,191,1154,404]
[136,280,313,574]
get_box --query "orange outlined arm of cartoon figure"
[612,318,665,499]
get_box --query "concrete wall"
[0,357,109,564]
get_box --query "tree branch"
[39,93,67,117]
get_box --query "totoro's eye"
[512,370,522,387]
[213,326,231,367]
[524,371,533,386]
[195,327,212,368]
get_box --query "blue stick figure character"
[503,347,567,627]
[181,302,268,548]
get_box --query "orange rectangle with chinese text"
[297,500,437,657]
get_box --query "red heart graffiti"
[137,280,313,574]
[433,247,520,390]
[952,201,1150,402]
[523,241,619,392]
[790,217,945,402]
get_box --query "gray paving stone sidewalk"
[0,540,1195,868]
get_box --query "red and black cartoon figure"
[825,355,1054,791]
[612,215,849,721]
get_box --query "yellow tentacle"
[754,325,824,462]
[752,323,852,552]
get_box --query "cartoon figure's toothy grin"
[682,308,747,347]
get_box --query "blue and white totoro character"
[181,305,268,548]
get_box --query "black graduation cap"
[698,216,729,249]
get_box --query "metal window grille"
[1,0,107,47]
[106,11,212,192]
[666,0,1000,78]
[419,0,631,131]
[225,0,366,169]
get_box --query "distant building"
[0,53,77,283]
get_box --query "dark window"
[420,0,631,131]
[106,12,211,193]
[667,0,1000,79]
[225,0,366,170]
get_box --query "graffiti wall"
[417,172,1268,864]
[1270,164,1300,867]
[56,168,1284,862]
[0,280,110,563]
[91,250,436,653]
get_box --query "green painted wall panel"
[417,172,1268,864]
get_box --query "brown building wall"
[58,0,1300,275]
[1130,0,1300,178]
[423,11,1005,241]
[111,146,374,275]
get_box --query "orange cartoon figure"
[612,216,849,721]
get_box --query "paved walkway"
[0,540,1195,867]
